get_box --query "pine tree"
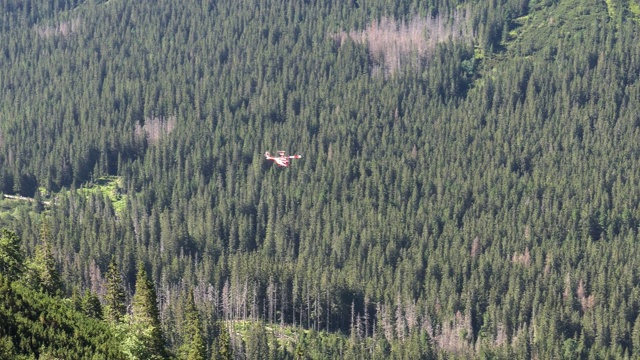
[0,336,16,359]
[104,256,127,323]
[0,228,23,281]
[179,289,206,360]
[294,331,308,360]
[70,287,83,311]
[632,315,640,357]
[83,289,104,320]
[24,222,62,296]
[245,322,269,360]
[215,321,232,360]
[129,263,167,359]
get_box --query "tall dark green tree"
[24,222,62,296]
[104,256,127,323]
[82,289,104,320]
[179,289,206,360]
[245,322,269,360]
[215,321,232,360]
[127,263,168,359]
[0,228,23,281]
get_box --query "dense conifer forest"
[1,0,640,358]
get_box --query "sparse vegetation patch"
[333,11,474,76]
[77,176,126,215]
[35,18,82,38]
[135,115,177,144]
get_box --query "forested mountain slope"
[2,0,640,358]
[0,273,124,359]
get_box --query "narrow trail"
[2,194,51,205]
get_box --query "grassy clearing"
[496,0,611,58]
[0,198,23,228]
[76,176,126,215]
[229,320,349,356]
[0,175,126,228]
[230,320,301,353]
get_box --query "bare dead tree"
[577,279,595,311]
[313,284,321,331]
[280,282,288,326]
[435,310,474,356]
[291,278,298,327]
[135,115,177,144]
[378,302,394,342]
[251,284,259,321]
[421,311,434,339]
[267,277,277,324]
[363,296,370,338]
[325,285,331,332]
[350,301,356,338]
[331,10,473,76]
[222,279,230,321]
[241,280,248,320]
[306,285,311,329]
[395,296,406,341]
[471,236,481,258]
[36,18,82,39]
[512,247,531,266]
[89,259,104,297]
[405,300,418,335]
[355,313,364,340]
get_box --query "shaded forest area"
[2,0,640,358]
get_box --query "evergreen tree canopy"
[129,264,168,359]
[0,273,125,359]
[105,256,127,323]
[179,289,206,360]
[0,228,23,281]
[24,222,62,296]
[1,0,640,357]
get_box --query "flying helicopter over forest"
[264,151,302,167]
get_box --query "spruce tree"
[104,256,127,323]
[24,222,62,296]
[70,287,83,311]
[130,263,167,359]
[82,289,104,320]
[245,322,269,360]
[632,315,640,358]
[180,289,206,360]
[0,228,23,281]
[215,321,232,360]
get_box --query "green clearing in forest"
[230,320,350,357]
[0,176,126,229]
[500,0,610,57]
[76,176,126,215]
[0,198,29,229]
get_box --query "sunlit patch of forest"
[1,0,640,358]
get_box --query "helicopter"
[264,150,302,167]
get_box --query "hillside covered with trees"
[2,0,640,358]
